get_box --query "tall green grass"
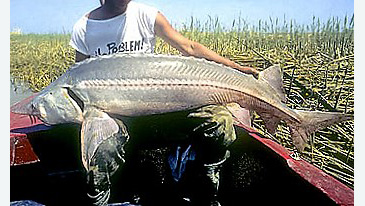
[10,33,75,91]
[10,15,354,188]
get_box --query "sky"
[10,0,354,34]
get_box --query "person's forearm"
[188,42,259,77]
[154,12,259,78]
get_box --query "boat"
[10,96,354,205]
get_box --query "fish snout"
[10,94,41,116]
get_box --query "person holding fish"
[70,0,258,205]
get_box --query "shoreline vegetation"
[10,15,354,188]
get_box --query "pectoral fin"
[80,107,120,170]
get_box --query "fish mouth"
[29,113,52,126]
[28,114,40,125]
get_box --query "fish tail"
[287,110,353,152]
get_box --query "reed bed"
[10,15,354,188]
[10,33,75,91]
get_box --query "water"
[10,80,34,106]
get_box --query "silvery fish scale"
[11,54,352,168]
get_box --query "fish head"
[11,87,83,125]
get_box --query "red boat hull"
[10,100,354,205]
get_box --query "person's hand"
[188,105,236,146]
[235,65,259,79]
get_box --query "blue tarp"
[168,145,196,182]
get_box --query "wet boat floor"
[11,124,336,206]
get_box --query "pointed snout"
[10,94,38,115]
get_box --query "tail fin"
[288,110,353,152]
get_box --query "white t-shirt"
[70,1,158,57]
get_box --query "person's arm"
[75,50,90,63]
[154,12,259,78]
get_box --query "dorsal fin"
[259,64,286,102]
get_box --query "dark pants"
[85,105,237,205]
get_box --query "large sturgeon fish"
[11,53,352,168]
